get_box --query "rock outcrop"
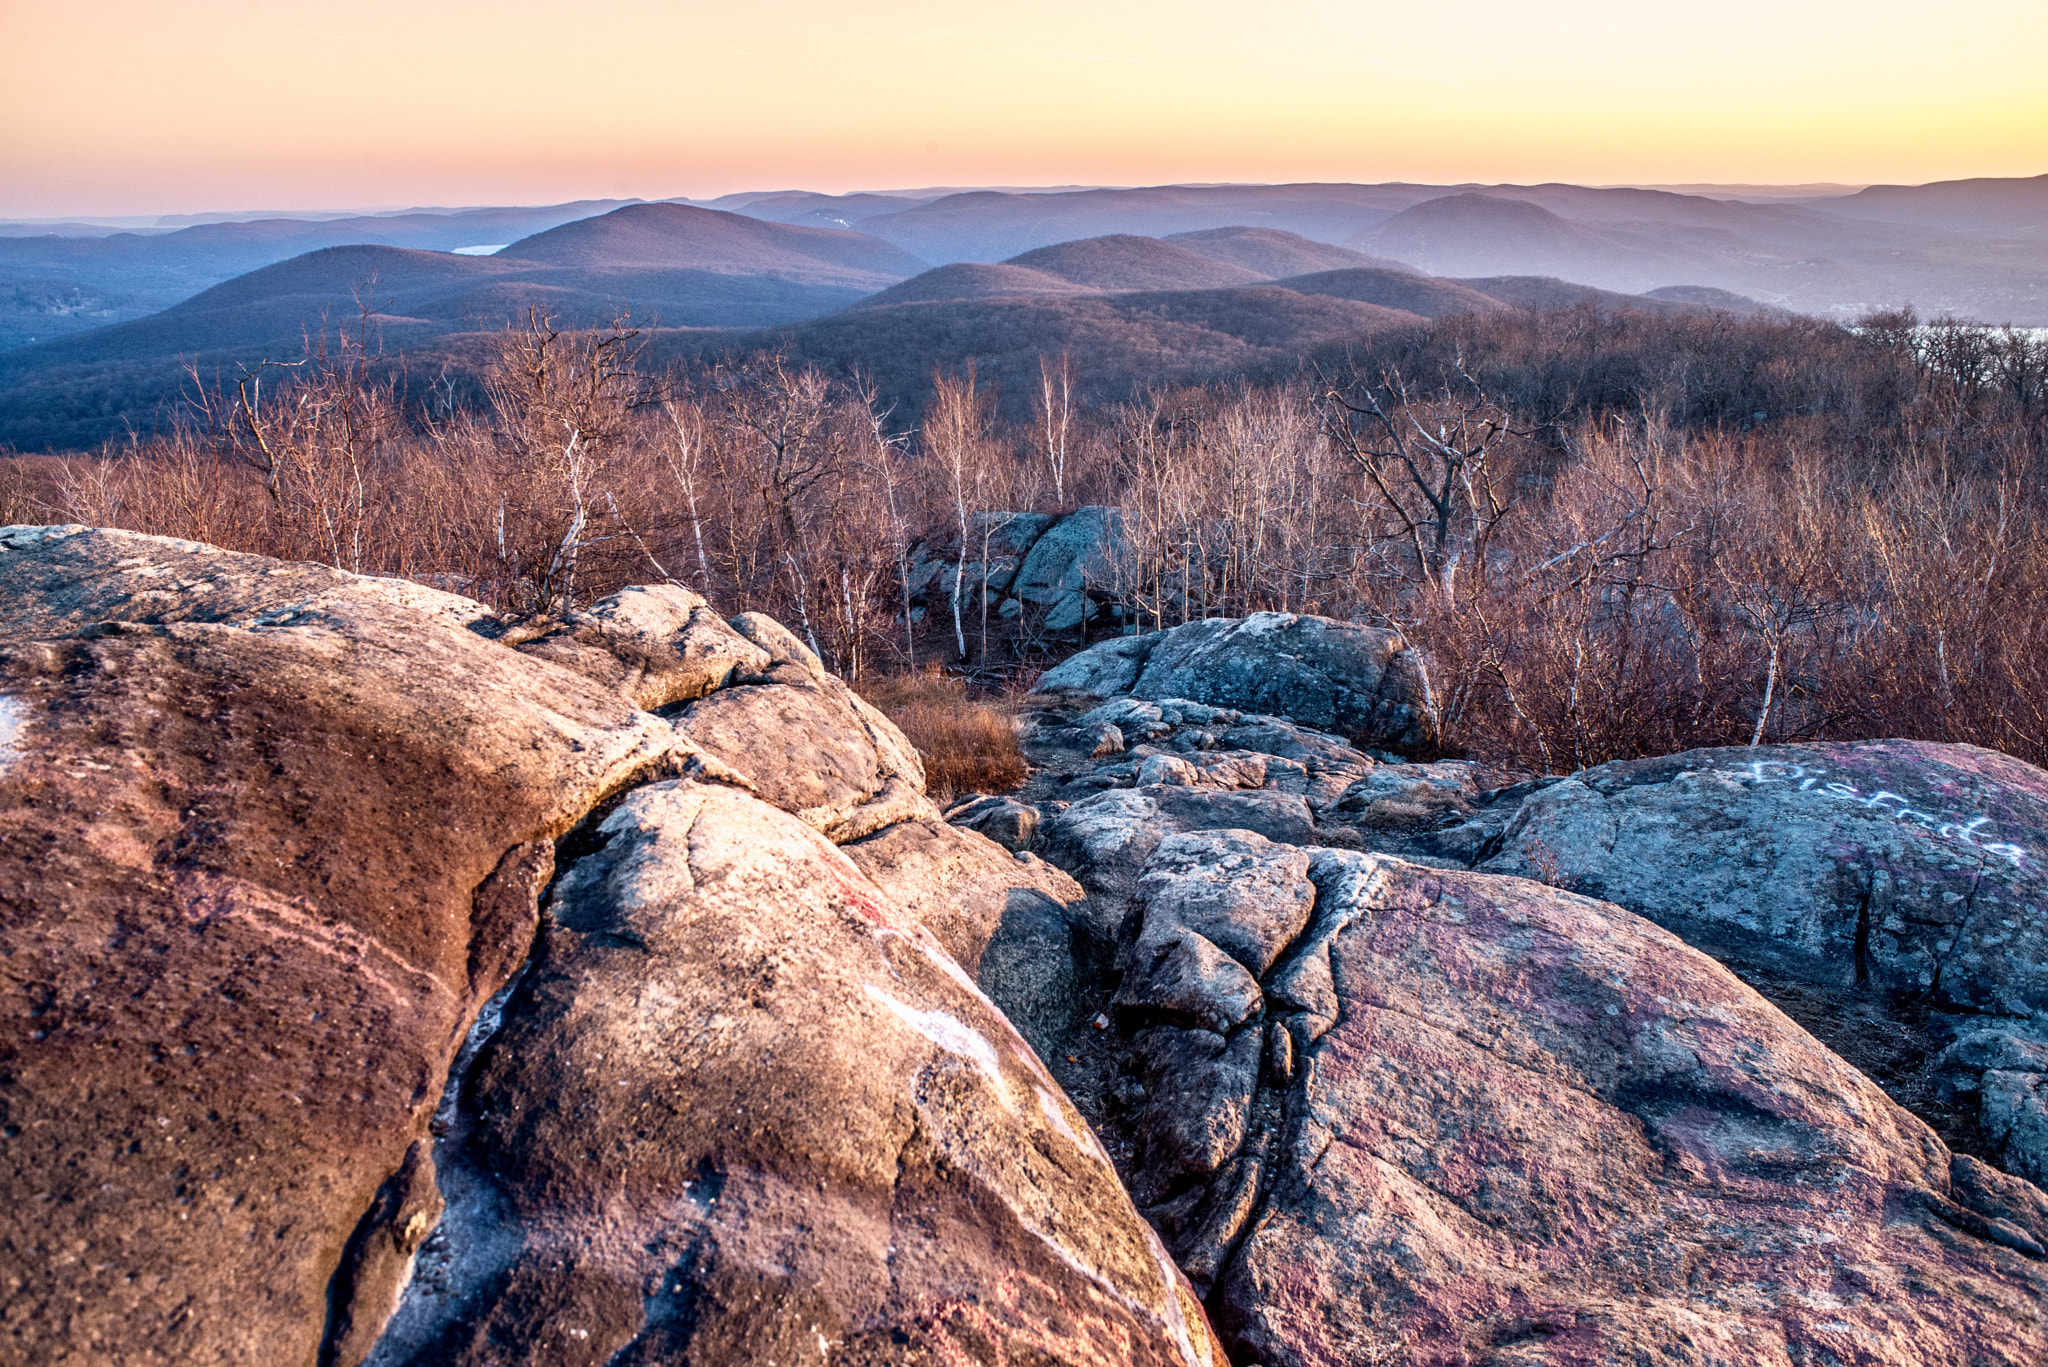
[1038,612,1437,753]
[11,546,2048,1367]
[367,780,1216,1367]
[991,645,2048,1365]
[0,525,667,1367]
[1482,741,2048,1186]
[904,506,1123,634]
[0,526,1219,1367]
[1031,815,2048,1365]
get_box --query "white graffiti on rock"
[1700,759,2029,868]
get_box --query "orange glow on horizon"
[2,0,2043,217]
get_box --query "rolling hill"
[853,263,1088,308]
[839,184,1427,263]
[1811,174,2048,237]
[859,233,1432,310]
[6,167,2038,450]
[0,205,937,450]
[1165,226,1412,279]
[0,200,645,349]
[1274,268,1510,319]
[641,286,1429,421]
[1002,235,1268,291]
[499,203,927,285]
[1352,195,1686,292]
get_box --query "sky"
[2,0,2044,218]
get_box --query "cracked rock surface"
[0,527,1217,1367]
[1035,836,2048,1366]
[993,674,2048,1365]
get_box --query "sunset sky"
[3,0,2043,218]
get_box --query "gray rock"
[840,815,1082,974]
[1325,758,1480,829]
[945,793,1042,852]
[1040,787,1317,942]
[1040,633,1151,696]
[1154,698,1243,727]
[1131,1026,1263,1206]
[973,887,1097,1061]
[1482,741,2048,1018]
[1138,753,1202,786]
[1039,612,1436,753]
[1148,787,1315,845]
[1012,505,1124,607]
[1080,696,1170,737]
[1043,589,1099,631]
[1984,1071,2048,1186]
[1114,928,1265,1035]
[1135,830,1314,977]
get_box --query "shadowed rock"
[1038,612,1436,753]
[1483,741,2048,1183]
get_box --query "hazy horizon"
[4,0,2043,219]
[0,179,1913,231]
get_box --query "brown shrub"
[859,670,1029,806]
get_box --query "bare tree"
[1320,363,1517,599]
[924,367,990,661]
[1036,351,1075,508]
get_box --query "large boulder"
[506,583,773,711]
[1038,613,1436,753]
[665,611,939,844]
[1058,826,2048,1365]
[840,814,1082,975]
[0,526,672,1367]
[1011,505,1124,629]
[1481,741,2048,1183]
[0,525,1209,1367]
[366,780,1222,1367]
[1482,742,2048,1014]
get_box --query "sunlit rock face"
[7,526,2047,1367]
[370,780,1218,1367]
[0,526,1218,1367]
[0,525,671,1367]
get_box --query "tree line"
[5,299,2044,774]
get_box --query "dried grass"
[859,670,1029,806]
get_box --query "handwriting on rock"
[1709,759,2029,869]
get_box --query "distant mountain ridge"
[6,174,2042,359]
[3,171,2042,451]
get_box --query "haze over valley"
[2,173,2043,449]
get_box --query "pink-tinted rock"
[1214,855,2048,1365]
[368,780,1223,1367]
[0,526,672,1367]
